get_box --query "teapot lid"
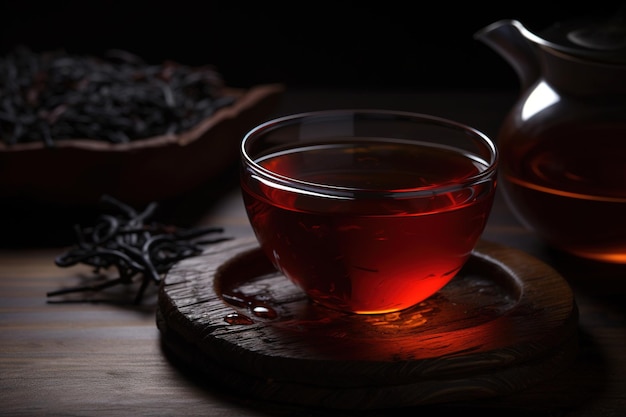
[537,11,626,64]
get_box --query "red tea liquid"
[241,139,495,314]
[500,123,626,263]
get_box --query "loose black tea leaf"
[48,195,231,304]
[0,46,235,145]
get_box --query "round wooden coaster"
[157,237,578,410]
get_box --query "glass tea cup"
[240,109,498,314]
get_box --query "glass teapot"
[475,12,626,263]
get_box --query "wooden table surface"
[2,89,626,416]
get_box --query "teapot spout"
[474,19,541,91]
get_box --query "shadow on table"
[0,163,240,249]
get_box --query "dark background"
[1,1,624,91]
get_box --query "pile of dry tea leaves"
[0,47,235,146]
[48,195,230,304]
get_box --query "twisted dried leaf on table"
[48,194,230,304]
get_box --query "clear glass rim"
[241,109,498,199]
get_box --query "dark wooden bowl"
[0,84,284,246]
[0,84,284,207]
